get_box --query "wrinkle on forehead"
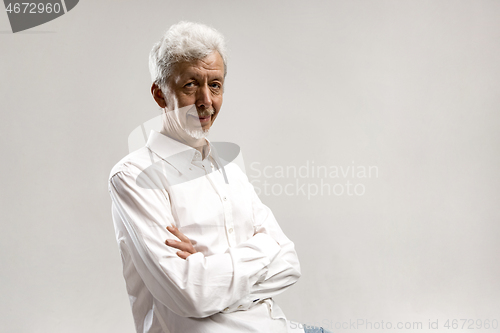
[172,52,224,84]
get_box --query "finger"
[165,239,197,254]
[176,251,191,260]
[165,239,193,253]
[166,225,190,243]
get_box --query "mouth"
[186,108,214,126]
[198,114,211,124]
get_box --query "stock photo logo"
[128,112,246,188]
[3,0,79,33]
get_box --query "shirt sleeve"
[222,173,302,313]
[250,193,302,300]
[109,168,282,319]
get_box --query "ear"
[151,83,167,108]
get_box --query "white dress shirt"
[108,130,302,333]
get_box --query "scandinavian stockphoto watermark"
[249,161,379,199]
[127,107,246,188]
[291,318,499,331]
[127,107,378,193]
[3,0,79,33]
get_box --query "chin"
[185,127,210,140]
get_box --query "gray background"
[1,1,499,332]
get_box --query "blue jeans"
[303,324,334,333]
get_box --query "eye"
[210,82,222,89]
[184,82,195,88]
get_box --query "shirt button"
[223,196,227,201]
[238,305,243,309]
[228,228,233,233]
[223,307,229,312]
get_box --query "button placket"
[221,193,235,246]
[209,155,224,178]
[201,162,210,175]
[219,184,236,245]
[220,196,235,244]
[205,171,236,247]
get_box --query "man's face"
[164,51,225,132]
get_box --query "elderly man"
[109,22,330,333]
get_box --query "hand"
[165,225,197,260]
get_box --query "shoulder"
[109,147,154,181]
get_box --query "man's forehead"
[177,65,224,78]
[174,53,224,79]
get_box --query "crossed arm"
[165,224,198,259]
[165,221,301,309]
[109,167,300,318]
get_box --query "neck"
[160,128,209,160]
[160,127,207,148]
[160,107,209,155]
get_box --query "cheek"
[211,110,219,121]
[211,108,221,124]
[178,96,195,108]
[170,92,196,109]
[213,95,223,110]
[213,97,222,118]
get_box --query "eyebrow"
[180,70,224,81]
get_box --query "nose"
[196,84,212,110]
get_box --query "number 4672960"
[6,2,62,14]
[444,319,498,330]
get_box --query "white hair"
[149,21,227,92]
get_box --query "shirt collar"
[145,130,213,173]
